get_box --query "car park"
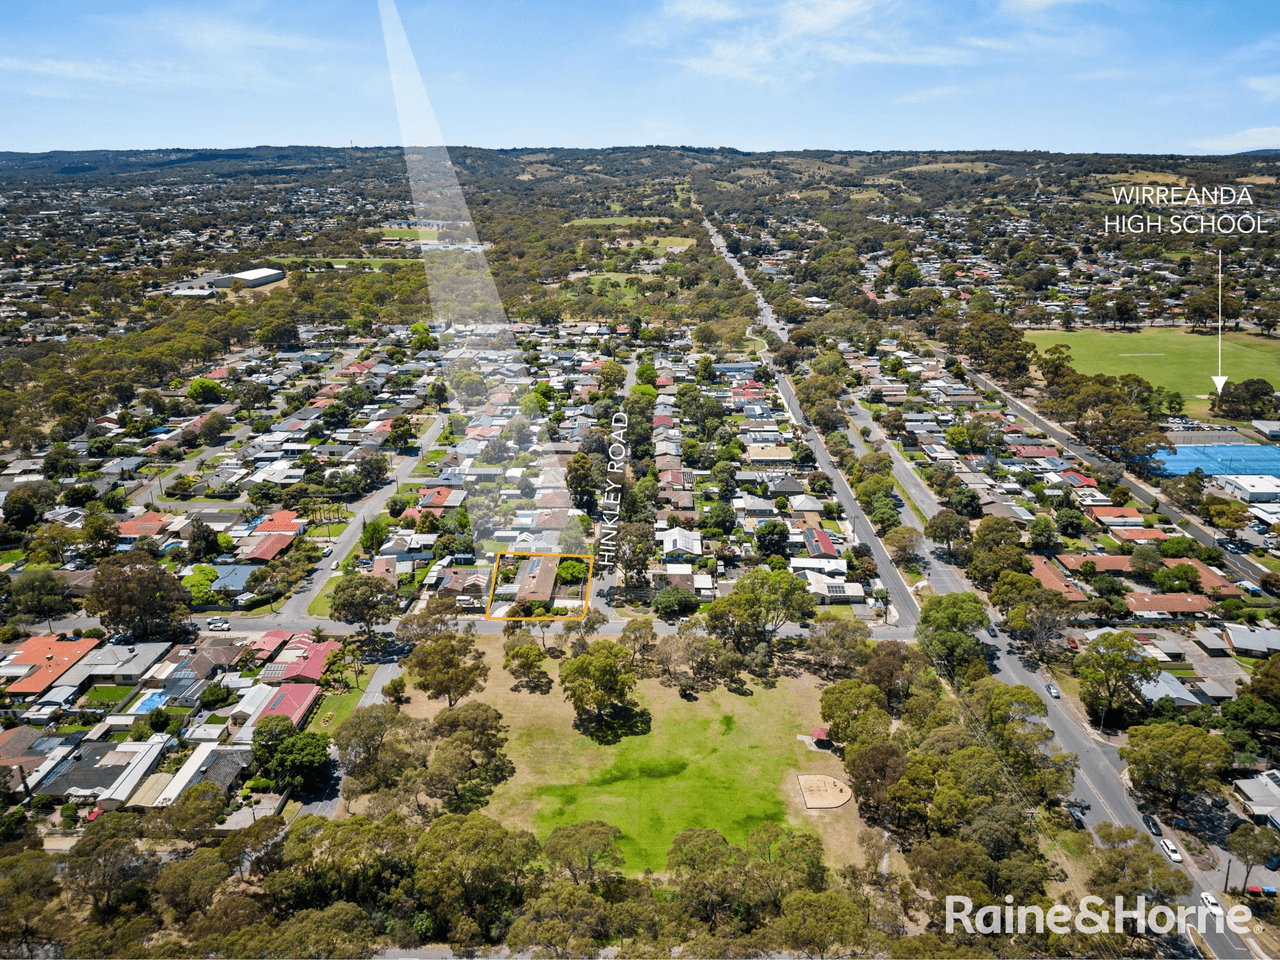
[1045,683,1060,699]
[1142,814,1162,836]
[1160,838,1183,863]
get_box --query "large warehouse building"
[212,267,284,289]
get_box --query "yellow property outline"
[484,551,595,621]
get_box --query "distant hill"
[1234,148,1280,156]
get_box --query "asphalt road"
[277,412,448,621]
[704,217,918,628]
[988,630,1256,960]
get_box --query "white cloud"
[897,84,961,103]
[662,0,744,21]
[777,0,875,36]
[639,0,1105,90]
[655,0,981,83]
[0,8,345,102]
[1245,74,1280,100]
[1071,67,1128,81]
[1190,126,1280,154]
[0,55,116,82]
[997,0,1081,13]
[679,33,780,82]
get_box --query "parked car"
[1045,683,1060,699]
[1066,637,1079,651]
[1142,814,1162,836]
[1160,838,1183,863]
[1068,806,1086,830]
[322,546,333,557]
[330,559,340,570]
[1200,892,1223,917]
[987,625,998,638]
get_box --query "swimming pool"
[132,691,169,714]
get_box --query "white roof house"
[659,527,703,557]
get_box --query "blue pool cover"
[132,691,169,714]
[1157,444,1280,476]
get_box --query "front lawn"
[308,690,362,733]
[308,578,339,617]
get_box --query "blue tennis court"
[132,692,168,714]
[1157,444,1280,476]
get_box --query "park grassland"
[1024,327,1280,393]
[407,634,864,875]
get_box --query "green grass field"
[374,227,439,241]
[307,577,339,617]
[270,257,419,267]
[427,636,861,875]
[644,236,695,250]
[577,272,643,304]
[1025,328,1280,393]
[566,216,669,227]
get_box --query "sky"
[1,0,1279,155]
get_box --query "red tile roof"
[256,510,305,535]
[1112,527,1168,541]
[516,556,558,604]
[1029,555,1087,602]
[243,533,295,563]
[118,511,172,539]
[5,636,100,695]
[1085,506,1143,520]
[1126,593,1213,614]
[259,683,322,728]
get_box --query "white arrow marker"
[1213,250,1228,394]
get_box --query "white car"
[207,621,230,632]
[1160,838,1183,863]
[1200,892,1223,917]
